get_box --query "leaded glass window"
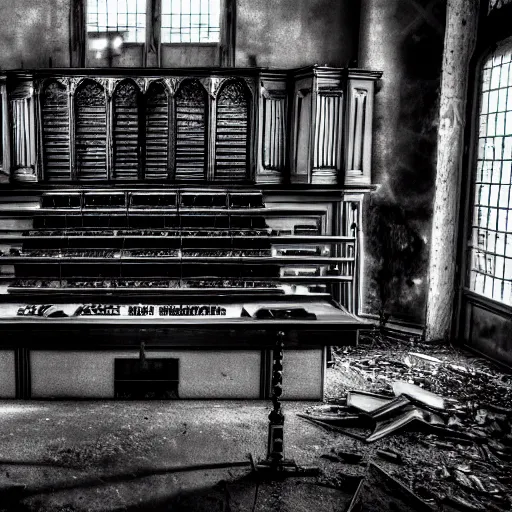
[469,38,512,305]
[161,0,220,43]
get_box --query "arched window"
[41,81,70,181]
[145,81,170,180]
[214,80,250,181]
[468,37,512,305]
[75,80,107,180]
[113,80,141,180]
[175,79,207,181]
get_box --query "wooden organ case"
[0,67,381,400]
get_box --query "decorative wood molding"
[164,77,180,96]
[96,77,116,98]
[242,77,257,99]
[311,90,343,185]
[262,96,286,170]
[1,67,381,185]
[260,87,287,100]
[256,73,287,184]
[69,77,84,96]
[210,77,227,98]
[0,77,11,180]
[130,77,147,94]
[344,80,373,186]
[11,92,38,182]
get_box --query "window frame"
[81,0,232,67]
[465,37,512,306]
[455,1,512,338]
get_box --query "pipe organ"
[0,66,380,400]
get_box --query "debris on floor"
[309,332,512,511]
[346,462,436,512]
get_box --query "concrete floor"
[0,401,350,511]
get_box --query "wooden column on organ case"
[290,66,346,185]
[256,72,287,184]
[310,68,344,185]
[344,69,382,186]
[0,75,11,182]
[9,76,38,182]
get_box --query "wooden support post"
[255,330,319,477]
[425,0,479,342]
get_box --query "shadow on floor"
[1,463,351,512]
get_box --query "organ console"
[0,66,380,400]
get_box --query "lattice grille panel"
[215,81,249,182]
[75,80,107,181]
[41,81,71,181]
[113,80,140,180]
[145,82,170,180]
[175,80,207,181]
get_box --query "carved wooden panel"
[348,89,366,171]
[215,80,250,181]
[12,95,37,182]
[263,96,286,170]
[344,75,376,186]
[311,92,342,185]
[293,89,312,183]
[41,81,70,181]
[75,80,107,180]
[145,82,169,180]
[113,80,140,180]
[175,79,207,181]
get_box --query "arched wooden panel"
[41,81,70,181]
[215,80,250,181]
[113,80,140,180]
[75,80,107,180]
[175,80,207,181]
[145,81,169,180]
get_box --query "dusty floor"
[0,401,351,512]
[0,333,511,511]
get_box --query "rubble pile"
[308,334,512,511]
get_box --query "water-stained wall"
[0,0,70,69]
[235,0,359,68]
[359,0,446,326]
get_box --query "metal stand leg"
[254,331,319,478]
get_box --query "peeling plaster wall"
[0,0,70,69]
[359,0,446,326]
[235,0,358,68]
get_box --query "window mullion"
[146,0,160,67]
